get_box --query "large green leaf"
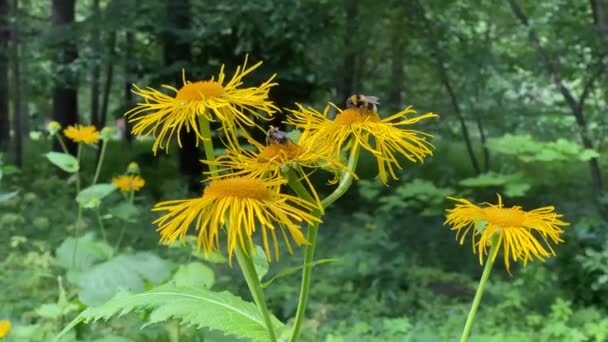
[45,152,79,173]
[77,184,117,208]
[172,262,215,288]
[55,233,114,273]
[55,285,284,342]
[78,252,173,306]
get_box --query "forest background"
[2,0,608,341]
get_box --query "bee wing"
[365,96,380,105]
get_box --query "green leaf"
[77,184,117,208]
[252,245,269,281]
[78,252,173,306]
[55,285,284,342]
[172,262,215,289]
[579,149,600,161]
[45,152,79,173]
[262,258,339,288]
[55,233,114,273]
[0,190,18,202]
[109,202,140,222]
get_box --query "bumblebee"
[266,126,290,145]
[346,94,380,112]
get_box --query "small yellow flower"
[63,124,100,144]
[445,195,569,272]
[287,103,437,184]
[112,175,145,192]
[0,320,11,338]
[153,176,320,261]
[207,127,352,206]
[125,56,278,153]
[127,162,140,174]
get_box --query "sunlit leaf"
[45,152,79,173]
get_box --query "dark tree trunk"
[10,0,21,166]
[89,0,101,128]
[124,28,135,143]
[415,0,481,175]
[99,31,116,128]
[52,0,78,155]
[164,0,200,179]
[0,0,9,151]
[387,8,405,111]
[509,0,607,219]
[337,0,360,106]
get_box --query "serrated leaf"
[77,184,116,207]
[172,262,215,288]
[252,245,269,281]
[46,152,79,173]
[55,285,284,342]
[78,252,173,306]
[56,233,114,272]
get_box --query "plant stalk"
[91,139,108,185]
[460,236,499,342]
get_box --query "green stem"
[460,237,499,342]
[56,134,69,154]
[115,190,134,251]
[91,140,108,185]
[75,144,82,195]
[320,143,360,208]
[198,117,217,173]
[95,207,107,242]
[71,144,83,268]
[288,144,360,342]
[235,244,277,342]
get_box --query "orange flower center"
[334,108,379,125]
[484,207,525,228]
[176,81,225,101]
[204,177,272,200]
[257,141,303,163]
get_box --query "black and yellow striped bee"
[346,94,380,112]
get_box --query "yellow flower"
[112,175,145,192]
[207,127,352,206]
[445,195,569,272]
[0,320,10,338]
[287,103,437,184]
[153,176,320,261]
[63,124,100,144]
[125,56,278,153]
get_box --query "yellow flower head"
[153,176,320,261]
[445,195,569,272]
[63,124,100,144]
[0,320,10,338]
[112,175,145,192]
[125,56,279,153]
[207,127,352,206]
[287,102,437,184]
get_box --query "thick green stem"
[115,190,135,251]
[321,144,360,208]
[460,237,499,342]
[235,244,278,342]
[71,144,83,268]
[75,144,82,195]
[91,140,108,185]
[289,143,360,342]
[198,117,217,173]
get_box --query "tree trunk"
[509,0,607,218]
[387,6,405,111]
[124,27,135,143]
[90,0,101,128]
[0,0,9,151]
[337,0,360,106]
[164,0,200,179]
[10,0,21,166]
[52,0,78,155]
[99,31,116,128]
[415,0,481,175]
